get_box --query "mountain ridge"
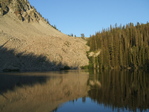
[0,0,89,71]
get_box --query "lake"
[0,70,149,112]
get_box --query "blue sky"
[28,0,149,37]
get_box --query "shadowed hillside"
[0,47,68,72]
[0,0,89,72]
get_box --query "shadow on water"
[88,70,149,112]
[0,73,48,96]
[0,71,89,112]
[0,47,67,72]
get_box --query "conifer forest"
[87,22,149,70]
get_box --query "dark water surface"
[0,70,149,112]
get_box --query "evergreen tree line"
[87,22,149,70]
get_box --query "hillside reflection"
[0,71,89,112]
[0,70,149,112]
[88,70,149,112]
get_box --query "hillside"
[0,0,89,71]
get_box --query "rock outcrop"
[0,0,89,71]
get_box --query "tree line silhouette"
[87,22,149,70]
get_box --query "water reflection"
[88,70,149,112]
[54,70,149,112]
[54,97,149,112]
[0,70,149,112]
[0,71,89,112]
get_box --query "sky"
[28,0,149,37]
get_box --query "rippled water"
[0,70,149,112]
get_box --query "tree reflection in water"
[88,70,149,112]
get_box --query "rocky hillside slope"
[0,0,89,71]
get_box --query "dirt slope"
[0,0,89,71]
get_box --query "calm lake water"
[0,70,149,112]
